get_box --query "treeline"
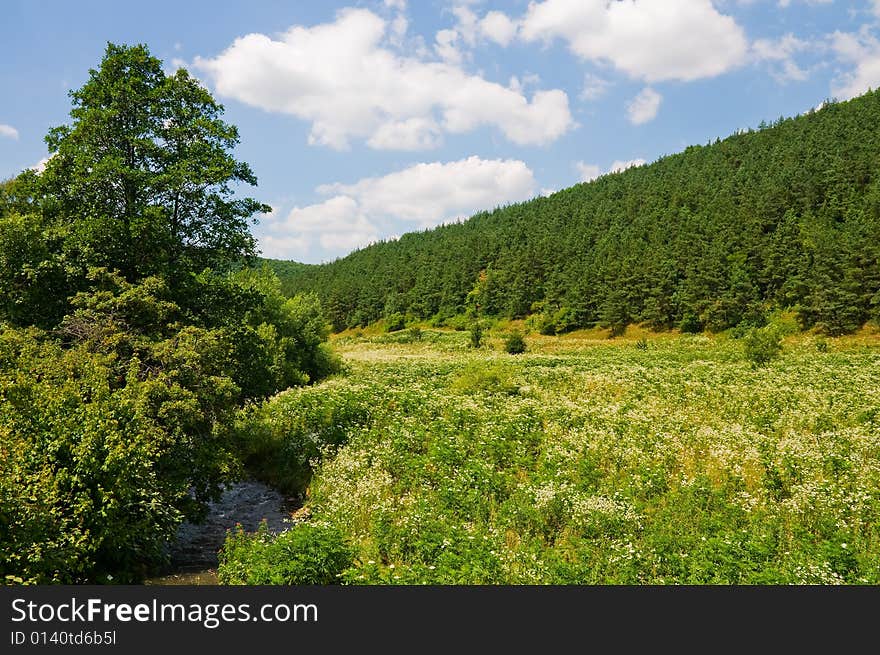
[283,91,880,336]
[262,258,317,297]
[0,44,335,583]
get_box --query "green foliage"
[503,331,527,354]
[229,267,341,395]
[218,522,352,585]
[0,212,73,328]
[385,313,406,332]
[259,258,316,297]
[451,362,519,396]
[0,327,236,583]
[32,43,268,283]
[0,45,336,585]
[526,303,578,336]
[743,326,784,367]
[599,290,631,337]
[468,321,484,348]
[407,326,423,341]
[679,312,703,334]
[527,311,559,336]
[233,381,373,497]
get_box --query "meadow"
[220,326,880,585]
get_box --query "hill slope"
[281,91,880,336]
[259,258,316,297]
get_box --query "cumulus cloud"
[752,34,812,82]
[519,0,749,82]
[575,158,646,183]
[480,11,518,47]
[830,28,880,99]
[433,6,519,63]
[260,156,537,261]
[0,124,19,140]
[626,87,662,125]
[194,8,573,150]
[316,156,536,227]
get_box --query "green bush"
[503,331,527,354]
[527,313,558,336]
[234,381,374,497]
[468,321,484,348]
[451,362,519,395]
[0,327,238,583]
[743,326,783,367]
[679,312,703,334]
[385,313,406,332]
[218,522,353,585]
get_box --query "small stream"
[145,480,297,585]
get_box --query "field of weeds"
[223,328,880,584]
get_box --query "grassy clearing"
[224,328,880,584]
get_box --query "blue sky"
[2,0,880,263]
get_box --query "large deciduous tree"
[39,42,268,281]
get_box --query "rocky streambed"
[146,480,297,585]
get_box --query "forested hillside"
[261,258,316,297]
[283,91,880,336]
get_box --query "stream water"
[145,480,297,585]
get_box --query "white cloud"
[366,117,443,150]
[575,161,601,182]
[626,87,662,125]
[609,159,647,173]
[450,5,479,46]
[261,195,381,260]
[434,7,517,62]
[390,14,409,44]
[752,34,812,82]
[259,234,312,259]
[519,0,749,82]
[30,156,52,173]
[580,73,611,101]
[480,11,518,47]
[194,9,574,150]
[830,28,880,99]
[316,156,536,227]
[0,124,19,140]
[575,158,646,183]
[434,27,464,64]
[384,0,407,10]
[260,157,537,260]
